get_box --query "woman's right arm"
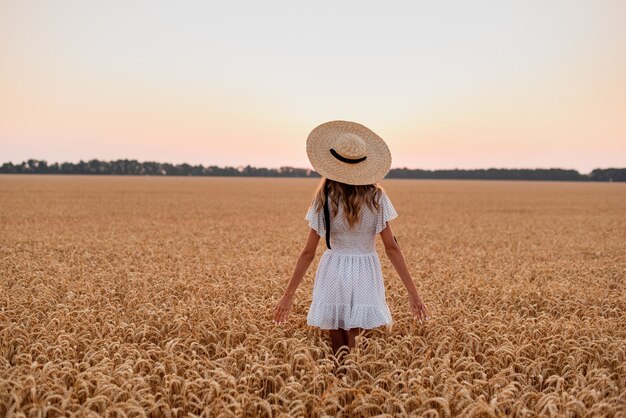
[273,228,320,324]
[380,222,431,322]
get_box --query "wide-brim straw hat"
[306,120,392,185]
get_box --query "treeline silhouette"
[1,159,625,181]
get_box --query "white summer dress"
[305,190,398,331]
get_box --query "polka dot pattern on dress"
[304,189,398,331]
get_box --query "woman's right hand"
[273,294,293,325]
[409,292,431,323]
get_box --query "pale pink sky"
[1,1,625,173]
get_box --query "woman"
[273,120,430,357]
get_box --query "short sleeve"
[305,196,326,237]
[375,191,398,234]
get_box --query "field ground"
[1,175,625,417]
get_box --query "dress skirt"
[306,248,393,331]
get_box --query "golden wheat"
[0,175,624,417]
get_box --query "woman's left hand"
[273,294,293,324]
[409,292,431,323]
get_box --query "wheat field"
[0,175,624,417]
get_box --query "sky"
[1,0,625,173]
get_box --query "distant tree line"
[388,167,626,181]
[1,159,625,181]
[0,159,318,178]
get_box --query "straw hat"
[306,120,392,185]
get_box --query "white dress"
[305,190,398,331]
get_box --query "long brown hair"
[312,177,383,227]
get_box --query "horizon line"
[3,158,623,175]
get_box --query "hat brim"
[306,120,392,185]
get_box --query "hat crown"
[334,133,367,159]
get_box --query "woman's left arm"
[273,228,320,324]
